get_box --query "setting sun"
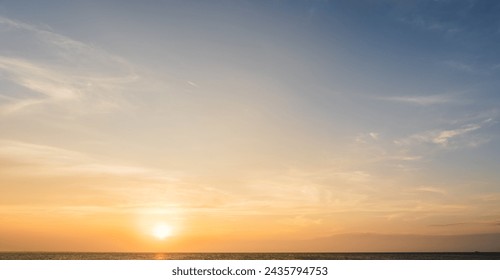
[1,0,500,255]
[152,223,173,240]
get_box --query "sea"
[1,252,499,260]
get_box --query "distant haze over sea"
[2,233,500,253]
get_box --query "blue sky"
[0,0,499,251]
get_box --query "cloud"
[187,81,199,88]
[0,16,137,115]
[0,97,44,114]
[355,132,380,143]
[389,155,422,161]
[0,140,264,213]
[429,222,469,227]
[399,16,460,34]
[369,132,379,140]
[442,60,474,72]
[0,140,177,182]
[395,122,487,149]
[0,57,81,100]
[429,221,500,227]
[381,94,456,106]
[473,193,500,203]
[432,124,481,146]
[280,214,323,227]
[415,187,447,195]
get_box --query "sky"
[1,0,500,252]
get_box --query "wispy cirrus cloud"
[441,60,475,73]
[0,140,177,181]
[394,119,491,149]
[0,140,270,213]
[399,16,461,34]
[414,186,447,195]
[0,16,137,115]
[355,132,380,143]
[431,124,481,146]
[429,221,500,228]
[380,94,457,106]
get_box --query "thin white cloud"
[333,171,371,183]
[355,132,380,143]
[399,16,460,34]
[369,132,379,140]
[381,94,455,106]
[415,186,447,195]
[0,140,177,182]
[0,98,44,114]
[442,60,474,72]
[0,140,234,211]
[0,16,35,31]
[389,155,422,161]
[475,193,500,202]
[0,16,137,115]
[0,16,130,67]
[432,124,481,146]
[0,57,80,100]
[395,122,485,148]
[187,81,199,88]
[280,215,323,227]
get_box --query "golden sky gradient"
[1,1,500,252]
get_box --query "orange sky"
[1,1,500,252]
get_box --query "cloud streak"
[395,121,488,149]
[0,140,177,181]
[442,60,474,73]
[399,15,461,35]
[0,16,137,115]
[432,124,481,146]
[381,94,457,106]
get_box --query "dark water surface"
[1,252,499,260]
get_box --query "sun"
[152,223,173,240]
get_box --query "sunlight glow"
[152,223,173,240]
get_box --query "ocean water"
[1,252,499,260]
